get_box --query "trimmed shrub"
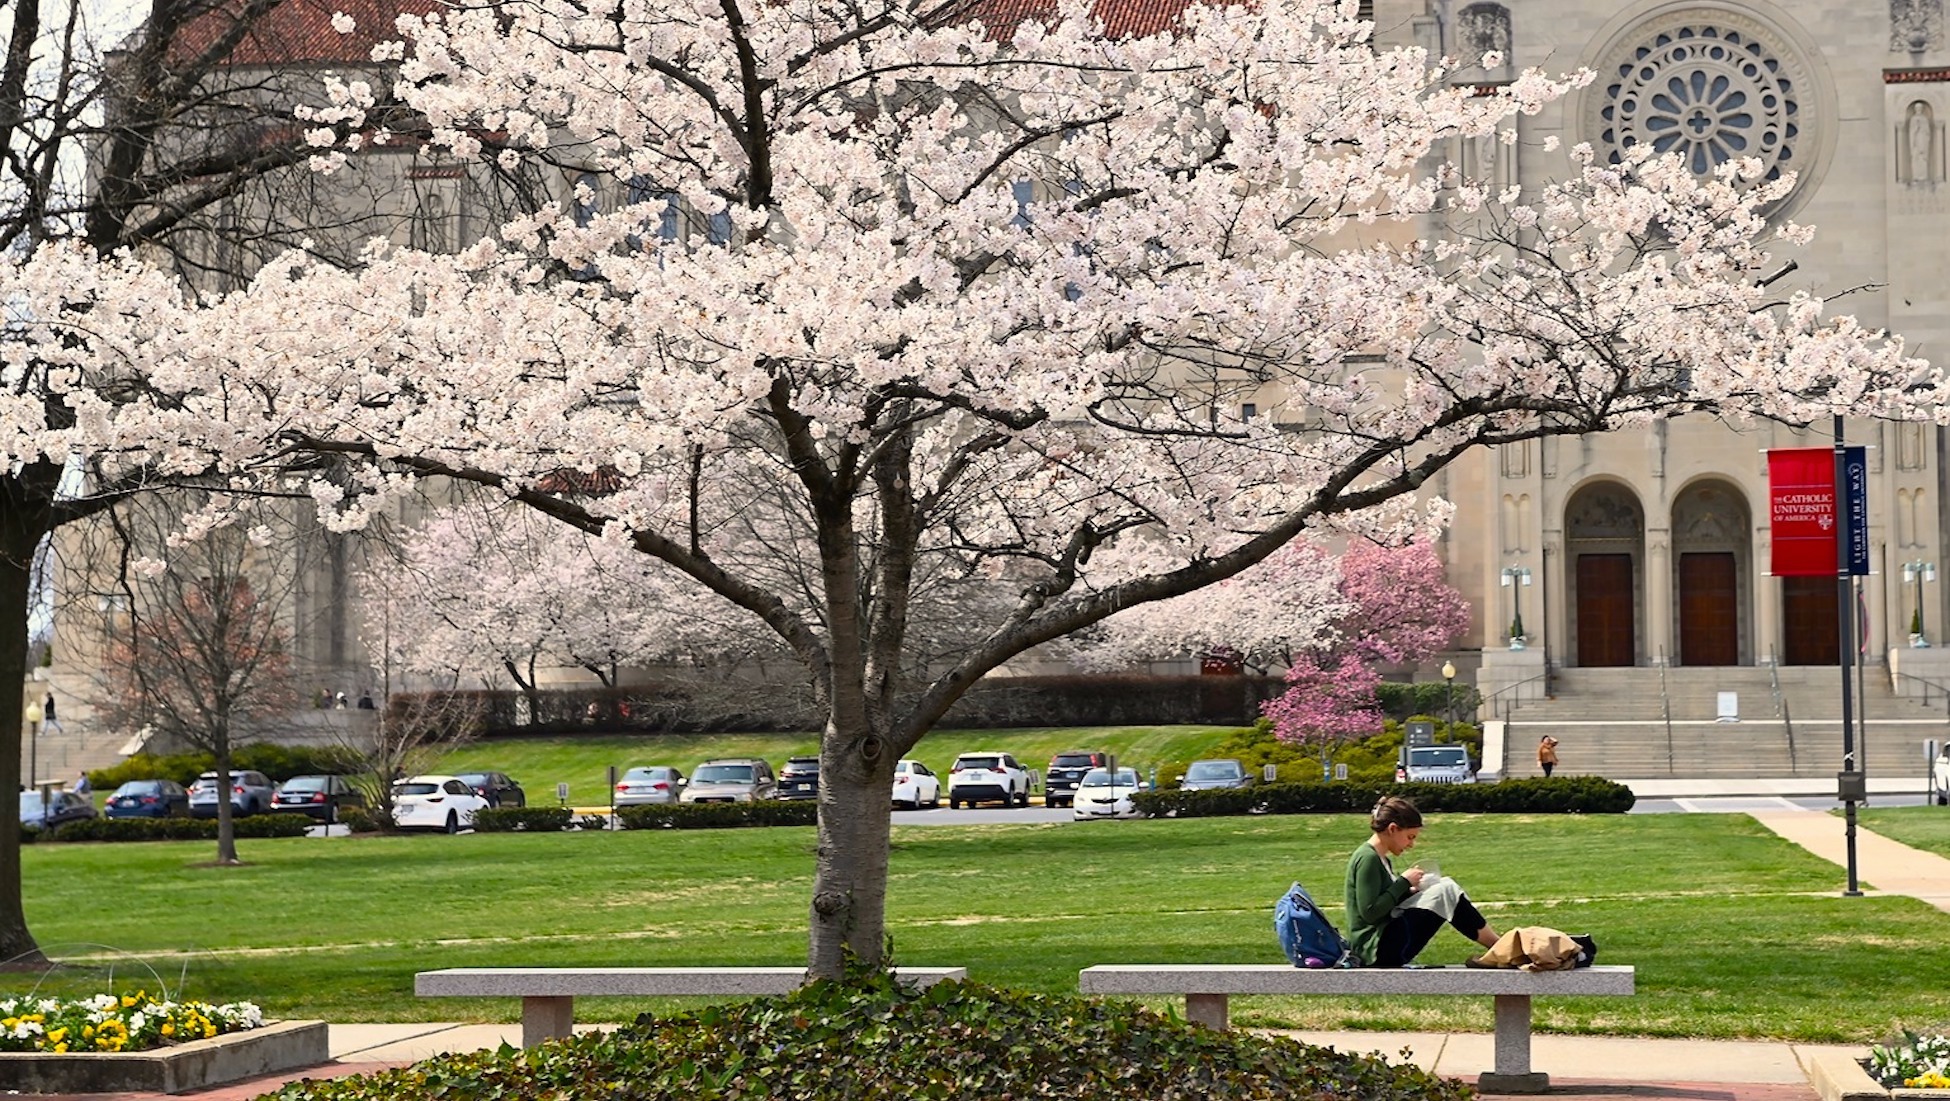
[472,806,575,832]
[617,799,818,830]
[44,814,313,843]
[1131,775,1636,818]
[258,968,1472,1101]
[89,744,360,790]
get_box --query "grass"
[433,724,1240,805]
[9,812,1949,1042]
[1855,805,1950,857]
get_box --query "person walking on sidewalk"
[1538,735,1559,778]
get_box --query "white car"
[391,775,490,833]
[947,752,1030,809]
[1072,767,1143,820]
[614,765,688,807]
[891,760,940,810]
[1935,748,1949,805]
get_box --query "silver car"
[679,759,777,804]
[1180,758,1254,791]
[1401,746,1476,785]
[614,765,688,807]
[188,770,278,817]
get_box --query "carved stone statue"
[1905,100,1937,184]
[1457,3,1513,66]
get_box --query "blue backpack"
[1274,882,1353,968]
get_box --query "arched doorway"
[1671,480,1752,666]
[1567,482,1645,667]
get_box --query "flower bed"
[1870,1032,1950,1090]
[0,990,262,1053]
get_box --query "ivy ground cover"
[8,813,1945,1041]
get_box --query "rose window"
[1597,24,1799,183]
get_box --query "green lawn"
[9,812,1948,1041]
[1856,805,1950,857]
[434,725,1240,805]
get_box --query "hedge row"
[89,744,360,789]
[617,800,819,830]
[25,814,314,843]
[1130,775,1636,818]
[471,807,576,832]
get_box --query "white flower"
[331,11,355,33]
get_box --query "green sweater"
[1344,842,1414,966]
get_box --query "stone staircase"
[1497,666,1948,780]
[16,668,135,788]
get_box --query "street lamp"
[23,699,42,793]
[1903,560,1937,647]
[1500,566,1533,650]
[1441,660,1457,731]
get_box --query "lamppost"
[1902,560,1937,647]
[1441,660,1457,732]
[23,699,42,794]
[1500,566,1533,649]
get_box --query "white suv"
[1934,747,1949,805]
[947,752,1030,809]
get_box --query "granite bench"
[417,966,967,1047]
[1078,964,1635,1093]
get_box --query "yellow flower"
[82,1026,94,1039]
[160,1023,174,1037]
[52,1043,67,1053]
[121,995,138,1008]
[46,1028,65,1044]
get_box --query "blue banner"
[1845,445,1869,577]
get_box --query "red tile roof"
[175,0,1206,68]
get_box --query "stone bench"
[1078,964,1635,1093]
[416,966,966,1048]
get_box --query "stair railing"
[1658,649,1674,774]
[1485,672,1549,720]
[1768,652,1796,772]
[1889,668,1950,721]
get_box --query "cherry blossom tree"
[151,0,1944,976]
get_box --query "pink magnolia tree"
[1261,540,1471,766]
[118,0,1943,975]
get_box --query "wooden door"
[1576,554,1636,667]
[1679,552,1739,666]
[1781,576,1841,665]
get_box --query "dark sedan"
[104,779,190,819]
[21,790,97,831]
[777,756,819,801]
[454,771,525,808]
[271,774,367,822]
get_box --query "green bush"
[339,807,385,834]
[259,968,1472,1101]
[617,799,818,830]
[1155,717,1481,788]
[1131,775,1636,818]
[43,814,313,843]
[471,806,575,832]
[88,744,360,789]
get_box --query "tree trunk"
[213,740,238,865]
[807,724,895,976]
[0,512,41,964]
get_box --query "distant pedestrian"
[315,688,331,709]
[1538,735,1559,778]
[357,691,375,710]
[41,692,61,736]
[71,770,90,795]
[334,690,348,710]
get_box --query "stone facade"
[1368,0,1950,678]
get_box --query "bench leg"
[521,996,575,1048]
[1184,993,1229,1030]
[1476,994,1549,1094]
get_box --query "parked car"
[1935,746,1949,805]
[614,766,687,807]
[778,756,820,801]
[1398,745,1477,785]
[391,775,490,833]
[1043,751,1107,809]
[20,790,97,831]
[891,759,940,810]
[188,770,278,818]
[679,758,777,804]
[947,752,1030,809]
[1180,758,1254,791]
[1072,767,1143,820]
[453,771,525,808]
[104,779,190,819]
[271,775,367,822]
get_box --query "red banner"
[1768,448,1837,577]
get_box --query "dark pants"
[1371,893,1489,968]
[1542,763,1555,777]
